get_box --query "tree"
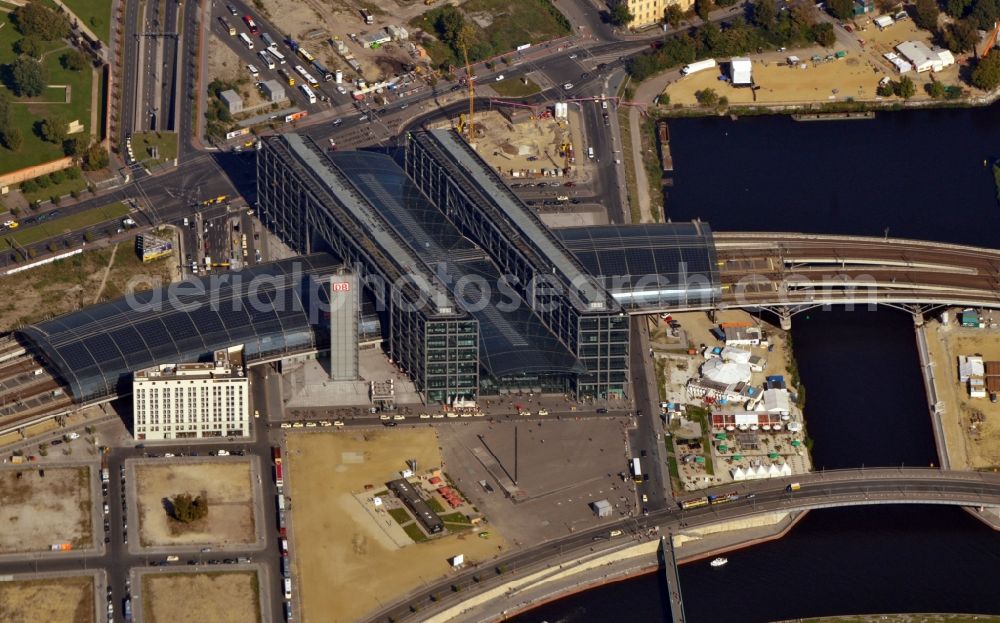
[62,135,87,157]
[942,18,978,53]
[38,113,67,143]
[695,87,719,105]
[61,49,87,71]
[895,74,916,98]
[913,0,940,29]
[751,0,778,26]
[827,0,854,20]
[20,178,37,193]
[695,0,714,20]
[2,127,22,151]
[666,3,685,26]
[945,0,972,17]
[9,57,47,97]
[926,80,946,97]
[971,53,1000,90]
[15,36,43,59]
[814,22,836,46]
[12,1,70,41]
[970,0,1000,29]
[434,6,465,48]
[83,142,108,170]
[169,493,209,523]
[877,81,895,96]
[610,2,633,25]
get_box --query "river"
[509,105,1000,623]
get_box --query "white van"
[257,50,275,70]
[587,146,594,159]
[239,32,253,49]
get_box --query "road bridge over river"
[364,468,1000,623]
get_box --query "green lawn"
[0,18,95,175]
[425,497,445,513]
[22,175,87,203]
[2,202,128,250]
[411,0,570,67]
[59,0,112,45]
[387,508,411,525]
[401,522,428,543]
[492,77,540,98]
[131,132,178,166]
[438,511,470,525]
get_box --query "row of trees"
[628,0,833,81]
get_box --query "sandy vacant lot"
[666,55,883,105]
[135,460,255,548]
[286,429,508,623]
[0,575,94,623]
[142,571,260,623]
[926,316,1000,469]
[0,466,92,553]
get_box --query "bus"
[294,64,319,86]
[299,84,317,104]
[243,14,259,35]
[298,47,315,63]
[257,50,275,70]
[277,67,295,86]
[218,16,235,36]
[269,48,286,64]
[631,457,642,483]
[239,32,254,49]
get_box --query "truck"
[124,599,132,623]
[277,493,286,512]
[283,577,292,599]
[680,59,717,75]
[101,467,110,483]
[312,60,333,81]
[261,32,276,49]
[360,8,374,24]
[273,446,284,488]
[631,457,642,483]
[786,482,801,492]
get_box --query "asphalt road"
[362,468,1000,623]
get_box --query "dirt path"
[626,105,650,223]
[92,242,119,304]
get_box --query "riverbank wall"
[432,511,807,623]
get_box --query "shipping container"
[680,59,717,75]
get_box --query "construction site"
[451,106,582,180]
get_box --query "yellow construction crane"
[461,42,475,141]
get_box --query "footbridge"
[711,232,1000,328]
[364,468,1000,623]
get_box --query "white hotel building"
[132,346,249,441]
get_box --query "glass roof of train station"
[554,223,721,310]
[17,255,343,403]
[329,151,585,377]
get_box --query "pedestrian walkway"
[660,535,686,623]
